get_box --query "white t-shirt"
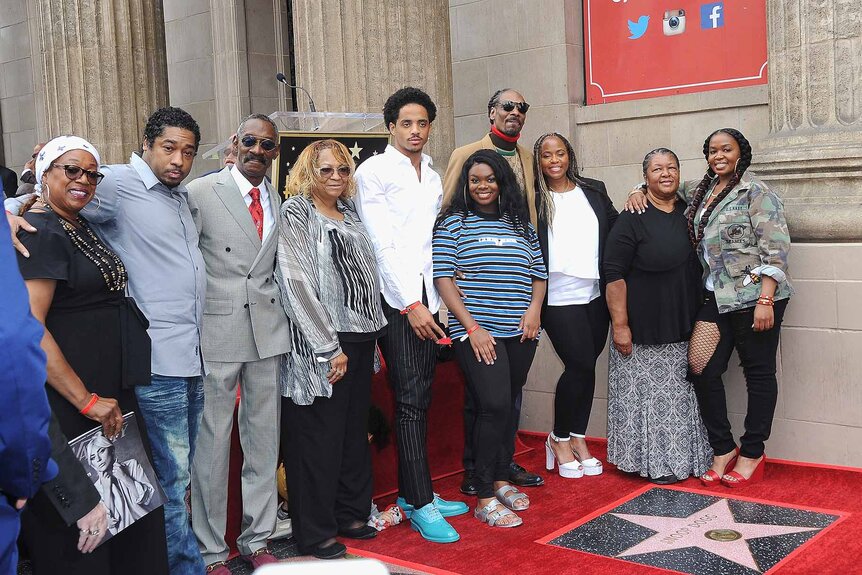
[547,186,600,306]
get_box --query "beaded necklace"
[46,204,128,292]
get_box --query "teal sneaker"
[409,503,460,543]
[396,493,469,518]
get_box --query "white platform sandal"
[545,433,584,478]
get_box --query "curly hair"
[532,132,582,227]
[436,149,531,238]
[143,106,201,150]
[642,147,680,176]
[285,139,356,199]
[686,128,753,247]
[383,87,437,127]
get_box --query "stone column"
[291,0,455,168]
[751,0,862,240]
[209,0,250,140]
[28,0,169,164]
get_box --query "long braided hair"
[532,132,582,228]
[686,128,752,247]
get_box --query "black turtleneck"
[489,130,517,152]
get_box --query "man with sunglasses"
[185,114,289,573]
[6,106,209,575]
[442,88,544,495]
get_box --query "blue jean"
[136,375,205,575]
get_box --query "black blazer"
[535,176,619,304]
[1,166,17,199]
[41,415,100,526]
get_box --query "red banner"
[584,0,767,104]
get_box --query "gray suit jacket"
[188,168,291,363]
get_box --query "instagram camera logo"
[663,9,686,36]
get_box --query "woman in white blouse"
[532,133,618,479]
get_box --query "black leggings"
[543,297,609,438]
[454,337,538,499]
[687,291,788,459]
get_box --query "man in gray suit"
[187,114,290,573]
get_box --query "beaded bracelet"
[756,295,775,306]
[466,324,480,335]
[400,301,421,315]
[80,393,99,415]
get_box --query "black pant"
[688,291,788,459]
[378,298,438,509]
[543,297,609,437]
[454,337,538,499]
[281,339,374,551]
[462,389,522,472]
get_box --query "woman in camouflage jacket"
[682,128,793,489]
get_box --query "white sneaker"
[271,506,292,540]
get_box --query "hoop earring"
[91,194,102,214]
[40,183,50,204]
[463,182,469,207]
[706,166,717,179]
[734,159,740,173]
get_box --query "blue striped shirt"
[433,212,547,339]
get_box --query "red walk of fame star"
[612,498,819,572]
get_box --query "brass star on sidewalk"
[612,499,819,572]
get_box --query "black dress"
[16,211,168,575]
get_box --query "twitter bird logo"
[628,15,649,39]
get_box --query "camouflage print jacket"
[681,174,794,314]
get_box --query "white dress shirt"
[231,165,274,241]
[547,186,600,305]
[354,145,442,313]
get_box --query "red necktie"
[248,187,263,240]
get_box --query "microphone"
[276,73,317,113]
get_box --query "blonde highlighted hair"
[286,139,356,199]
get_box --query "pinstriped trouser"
[379,297,438,509]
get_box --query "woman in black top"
[604,148,711,484]
[16,136,167,574]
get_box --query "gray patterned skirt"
[607,341,712,480]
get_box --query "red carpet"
[347,433,862,575]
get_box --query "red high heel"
[699,449,739,486]
[722,455,766,488]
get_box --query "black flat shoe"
[650,474,680,485]
[337,524,377,540]
[305,541,347,560]
[460,470,478,495]
[509,462,544,487]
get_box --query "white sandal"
[545,433,584,478]
[495,485,529,511]
[570,437,603,476]
[474,500,522,528]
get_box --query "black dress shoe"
[460,470,478,495]
[304,541,347,560]
[509,462,544,487]
[337,524,377,540]
[650,474,680,485]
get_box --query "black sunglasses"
[498,100,530,114]
[318,166,351,178]
[240,135,278,152]
[51,163,104,185]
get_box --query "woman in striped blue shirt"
[433,150,547,529]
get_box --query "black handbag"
[119,296,152,388]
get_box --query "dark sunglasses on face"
[318,166,351,178]
[51,163,105,185]
[240,135,278,151]
[498,100,530,114]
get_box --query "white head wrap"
[34,135,101,194]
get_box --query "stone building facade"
[1,0,859,465]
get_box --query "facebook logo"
[701,2,724,29]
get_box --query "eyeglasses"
[240,135,278,152]
[498,100,530,114]
[318,166,352,179]
[51,163,105,185]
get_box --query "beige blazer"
[187,168,291,363]
[441,133,537,226]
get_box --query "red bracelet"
[466,324,480,335]
[80,393,99,415]
[400,301,421,315]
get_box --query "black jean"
[687,291,788,459]
[454,337,538,499]
[281,339,374,551]
[543,297,609,438]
